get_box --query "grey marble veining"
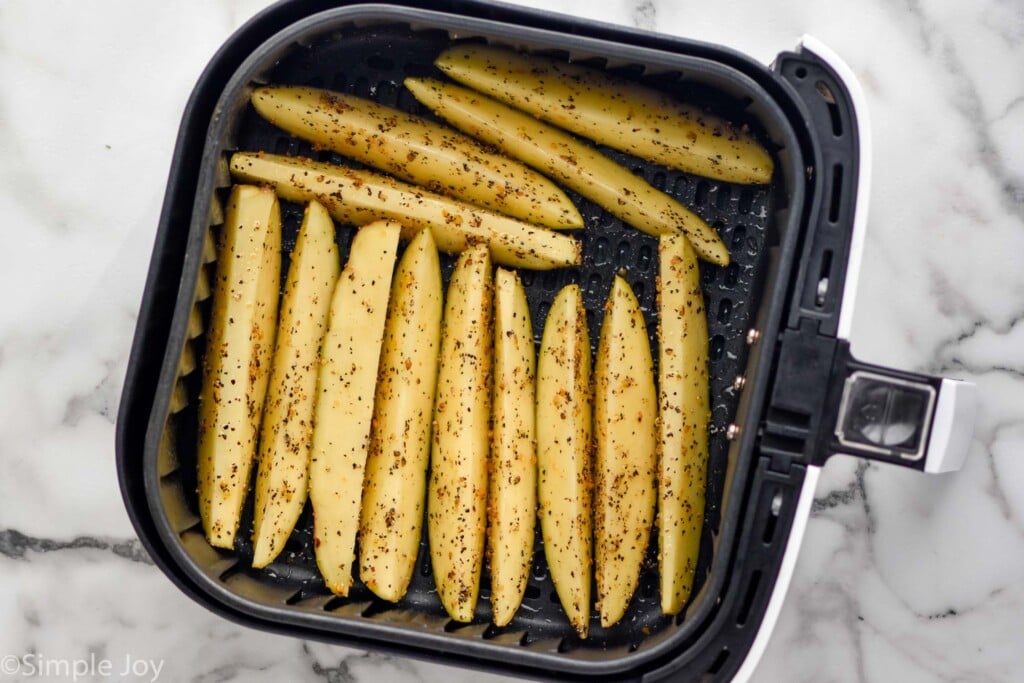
[1,0,1022,681]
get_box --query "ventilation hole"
[816,249,833,307]
[375,80,398,106]
[549,590,561,604]
[633,280,645,301]
[543,270,559,292]
[708,648,730,674]
[716,186,731,210]
[794,66,807,80]
[352,77,371,98]
[736,571,763,626]
[323,597,346,612]
[816,80,843,137]
[828,164,844,223]
[724,263,739,288]
[632,165,646,177]
[616,241,632,268]
[717,298,733,324]
[419,553,432,577]
[520,271,534,287]
[640,577,656,599]
[762,489,783,544]
[523,584,541,600]
[652,171,666,191]
[694,180,711,206]
[586,273,603,298]
[637,244,653,272]
[366,54,394,70]
[701,261,717,286]
[532,557,548,581]
[593,236,610,264]
[730,224,747,250]
[709,334,725,361]
[397,87,423,113]
[673,176,689,196]
[738,187,755,214]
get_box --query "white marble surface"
[1,0,1022,681]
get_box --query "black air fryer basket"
[116,1,976,680]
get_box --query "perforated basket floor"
[162,21,773,664]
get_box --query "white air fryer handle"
[734,35,976,683]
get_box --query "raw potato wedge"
[359,229,444,602]
[488,268,537,627]
[197,185,281,549]
[252,201,340,568]
[435,44,773,185]
[536,284,593,638]
[229,152,581,270]
[251,86,582,229]
[657,234,711,615]
[593,276,658,628]
[308,220,401,595]
[406,78,729,266]
[428,244,494,622]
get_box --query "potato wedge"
[488,268,537,627]
[197,185,281,549]
[593,276,658,627]
[657,234,710,615]
[428,244,494,622]
[229,152,581,271]
[536,284,592,638]
[435,44,773,185]
[406,78,729,266]
[251,200,340,568]
[251,86,582,229]
[359,228,444,602]
[308,220,401,595]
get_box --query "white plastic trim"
[924,379,977,474]
[730,465,821,683]
[797,35,872,344]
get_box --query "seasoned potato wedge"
[428,244,494,622]
[593,276,658,627]
[197,185,281,549]
[435,44,773,185]
[657,234,711,615]
[406,78,728,266]
[308,220,401,595]
[229,152,581,270]
[536,284,593,638]
[251,86,582,229]
[488,268,537,627]
[251,201,340,568]
[359,228,444,602]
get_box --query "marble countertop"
[2,0,1022,680]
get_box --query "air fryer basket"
[119,2,838,681]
